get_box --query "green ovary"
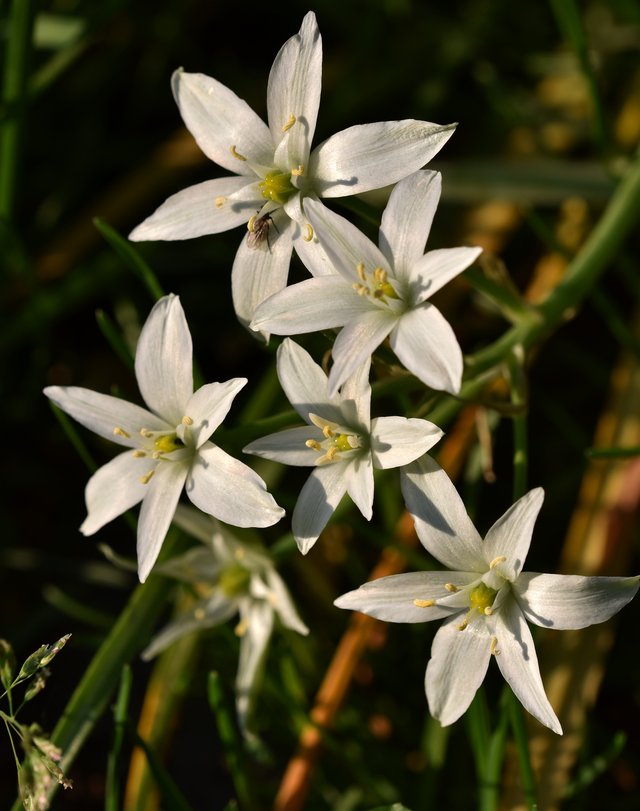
[468,582,497,614]
[334,434,356,452]
[259,171,295,204]
[154,434,185,454]
[218,564,251,597]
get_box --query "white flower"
[243,339,443,554]
[128,13,456,330]
[252,170,482,395]
[335,455,640,733]
[44,294,284,582]
[142,505,307,734]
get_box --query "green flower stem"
[105,665,133,811]
[479,693,510,811]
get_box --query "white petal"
[250,276,368,335]
[335,571,478,622]
[310,120,456,198]
[236,601,274,732]
[346,454,374,520]
[379,170,441,276]
[400,455,486,571]
[142,594,238,660]
[293,204,340,278]
[337,356,371,428]
[304,197,390,283]
[231,211,295,331]
[390,304,462,395]
[327,309,396,396]
[80,451,149,535]
[276,338,344,424]
[135,295,193,424]
[514,572,640,629]
[137,460,189,582]
[426,613,492,726]
[264,569,309,635]
[154,546,222,582]
[291,463,348,554]
[184,378,247,447]
[187,444,284,528]
[244,425,322,466]
[129,177,258,241]
[267,11,321,165]
[171,503,218,544]
[411,246,483,305]
[483,489,544,581]
[370,417,443,469]
[493,601,562,734]
[44,386,167,447]
[171,69,273,174]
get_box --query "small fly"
[247,212,278,251]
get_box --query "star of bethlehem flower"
[243,338,443,554]
[44,294,283,583]
[251,170,482,395]
[128,12,456,331]
[335,455,640,733]
[142,505,307,734]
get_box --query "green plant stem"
[105,666,133,811]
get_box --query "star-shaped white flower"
[142,505,308,734]
[335,455,640,733]
[128,13,456,329]
[251,170,482,395]
[243,339,443,554]
[44,294,284,582]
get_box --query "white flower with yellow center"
[251,170,482,395]
[335,455,640,733]
[142,505,308,734]
[44,295,284,582]
[243,339,443,554]
[128,13,456,330]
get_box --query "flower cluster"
[44,10,639,741]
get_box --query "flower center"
[305,413,363,464]
[352,263,400,305]
[218,563,251,598]
[259,171,296,205]
[468,582,498,615]
[153,433,185,454]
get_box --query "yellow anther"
[356,262,366,280]
[484,606,493,616]
[140,470,155,485]
[282,114,296,132]
[247,214,258,232]
[215,196,226,208]
[303,223,314,242]
[325,447,338,461]
[490,636,500,656]
[235,618,248,637]
[322,425,334,438]
[113,426,130,438]
[230,145,247,161]
[353,283,367,296]
[140,428,154,438]
[132,450,146,458]
[194,607,206,621]
[413,599,435,608]
[306,439,322,451]
[489,556,507,569]
[291,164,305,176]
[182,415,194,426]
[457,618,469,631]
[445,583,459,593]
[234,548,246,561]
[151,451,161,460]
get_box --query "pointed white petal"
[276,338,344,424]
[327,309,396,396]
[304,197,390,283]
[264,569,309,635]
[401,455,486,571]
[137,460,189,582]
[267,11,321,164]
[494,602,562,734]
[337,356,371,428]
[244,425,322,466]
[379,170,441,277]
[141,593,238,660]
[250,276,368,335]
[310,120,456,198]
[426,613,492,726]
[346,454,374,520]
[411,247,483,304]
[370,417,443,469]
[235,601,274,733]
[187,444,284,528]
[515,572,640,629]
[335,571,478,622]
[390,304,463,395]
[293,205,340,278]
[231,212,294,331]
[135,295,193,424]
[483,489,544,581]
[291,463,349,554]
[80,451,150,535]
[184,378,247,447]
[171,70,273,174]
[44,386,167,447]
[129,177,258,241]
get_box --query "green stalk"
[105,666,133,811]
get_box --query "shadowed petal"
[184,378,247,447]
[483,489,544,581]
[276,338,344,424]
[292,463,349,554]
[327,309,396,396]
[236,601,274,733]
[244,425,322,467]
[411,246,482,304]
[80,451,150,535]
[346,453,374,519]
